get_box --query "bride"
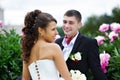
[21,9,72,80]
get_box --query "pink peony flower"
[0,20,3,28]
[100,51,110,73]
[110,22,120,33]
[108,31,118,42]
[95,36,105,45]
[99,23,109,32]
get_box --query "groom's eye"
[63,20,67,24]
[69,21,74,25]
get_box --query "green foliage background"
[0,29,22,80]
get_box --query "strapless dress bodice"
[28,59,59,80]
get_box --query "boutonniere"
[70,70,87,80]
[69,52,82,62]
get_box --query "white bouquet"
[70,70,86,80]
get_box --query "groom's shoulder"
[80,34,96,43]
[55,37,64,43]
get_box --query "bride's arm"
[53,44,72,80]
[22,61,30,80]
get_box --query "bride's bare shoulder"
[47,43,61,50]
[50,43,60,47]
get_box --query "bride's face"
[39,21,58,42]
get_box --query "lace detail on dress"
[35,61,40,80]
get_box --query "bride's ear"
[38,27,43,35]
[38,27,45,37]
[38,27,43,34]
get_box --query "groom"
[55,9,108,80]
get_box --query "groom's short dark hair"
[64,9,82,22]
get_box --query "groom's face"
[62,16,81,38]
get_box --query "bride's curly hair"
[21,9,57,63]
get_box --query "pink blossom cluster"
[95,36,105,45]
[95,22,120,73]
[95,22,120,45]
[0,20,3,28]
[100,51,110,73]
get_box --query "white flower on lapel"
[69,52,82,62]
[70,70,86,80]
[74,52,81,60]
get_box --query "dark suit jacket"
[55,33,107,80]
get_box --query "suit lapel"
[70,33,83,54]
[58,37,64,50]
[59,33,83,54]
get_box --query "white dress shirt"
[62,32,79,61]
[59,32,79,80]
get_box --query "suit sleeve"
[86,39,108,80]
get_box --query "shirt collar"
[62,31,79,46]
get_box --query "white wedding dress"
[28,59,60,80]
